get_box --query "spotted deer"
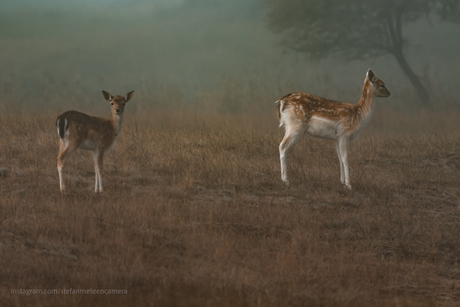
[56,90,134,193]
[276,69,390,189]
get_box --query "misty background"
[1,0,460,114]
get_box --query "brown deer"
[56,90,134,192]
[276,69,390,189]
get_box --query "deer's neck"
[354,80,376,126]
[109,112,123,136]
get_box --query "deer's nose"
[115,109,121,113]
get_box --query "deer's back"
[57,110,116,151]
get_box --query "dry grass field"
[0,108,459,306]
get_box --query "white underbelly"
[80,139,98,150]
[305,116,341,140]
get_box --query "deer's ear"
[366,69,377,83]
[124,91,134,103]
[102,90,113,102]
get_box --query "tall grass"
[0,103,459,306]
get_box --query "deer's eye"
[111,103,114,105]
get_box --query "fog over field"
[1,0,460,113]
[2,1,460,306]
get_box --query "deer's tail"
[276,99,287,128]
[56,116,68,140]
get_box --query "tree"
[264,0,459,106]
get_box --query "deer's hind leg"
[279,122,305,185]
[57,140,79,192]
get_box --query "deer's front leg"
[93,150,104,193]
[335,141,345,184]
[337,137,351,190]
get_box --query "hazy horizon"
[1,0,459,112]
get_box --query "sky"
[1,0,459,111]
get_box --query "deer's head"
[366,70,391,98]
[102,90,134,116]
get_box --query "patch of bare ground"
[0,111,459,306]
